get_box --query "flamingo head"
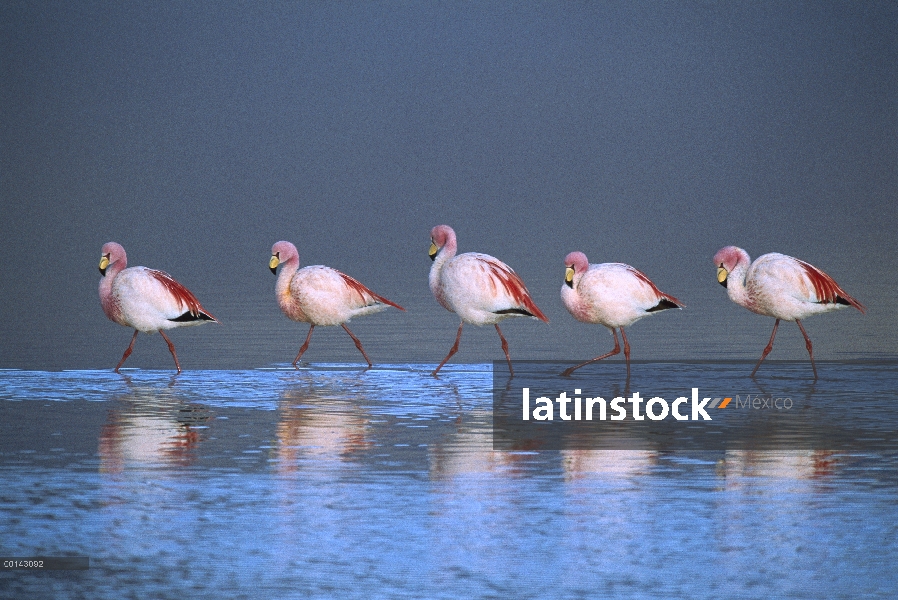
[429,225,456,261]
[99,242,126,276]
[270,240,299,275]
[563,251,589,289]
[713,246,749,288]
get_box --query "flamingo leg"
[562,329,622,377]
[159,330,182,374]
[341,324,373,368]
[433,322,464,377]
[293,325,315,369]
[795,319,818,380]
[114,330,140,373]
[620,326,631,378]
[495,324,514,378]
[751,318,780,377]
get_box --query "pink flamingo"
[428,225,548,377]
[560,251,683,377]
[714,246,865,378]
[98,242,218,373]
[270,241,404,368]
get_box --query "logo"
[522,388,721,421]
[520,389,792,422]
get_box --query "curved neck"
[275,254,300,308]
[99,257,126,322]
[726,262,751,308]
[429,239,456,296]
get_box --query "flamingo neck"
[99,258,126,323]
[726,262,752,309]
[429,239,456,300]
[275,254,300,312]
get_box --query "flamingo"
[270,240,404,368]
[560,251,683,377]
[98,242,218,373]
[713,246,865,378]
[428,225,548,377]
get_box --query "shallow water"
[1,364,897,599]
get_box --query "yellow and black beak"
[717,264,728,288]
[99,254,110,276]
[428,240,438,262]
[564,266,575,288]
[269,254,280,275]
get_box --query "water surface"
[1,365,896,598]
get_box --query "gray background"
[2,2,894,370]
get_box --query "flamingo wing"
[148,269,217,322]
[478,256,549,322]
[338,272,405,311]
[795,260,865,314]
[623,264,684,309]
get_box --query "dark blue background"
[2,2,894,369]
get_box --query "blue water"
[1,365,897,599]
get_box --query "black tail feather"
[169,311,216,322]
[646,298,681,313]
[494,308,535,317]
[835,296,853,306]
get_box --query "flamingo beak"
[717,265,728,287]
[269,255,280,275]
[99,255,110,275]
[428,241,438,261]
[564,266,575,288]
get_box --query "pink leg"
[433,322,463,377]
[341,324,373,368]
[751,318,780,377]
[562,329,622,377]
[293,325,315,369]
[620,326,631,378]
[159,330,182,374]
[115,330,139,373]
[795,319,818,380]
[495,324,514,377]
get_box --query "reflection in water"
[93,377,213,569]
[268,374,380,587]
[430,375,531,479]
[1,365,897,599]
[274,379,372,474]
[99,378,210,473]
[425,399,548,590]
[428,409,511,478]
[561,450,657,481]
[719,450,839,482]
[714,380,838,483]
